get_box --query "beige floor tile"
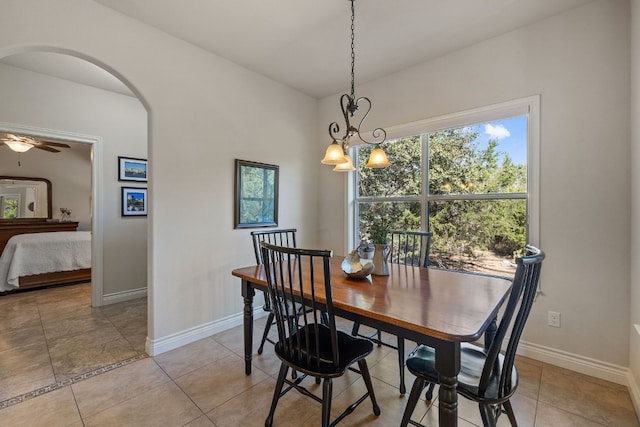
[0,368,56,402]
[0,300,41,333]
[534,400,608,426]
[184,414,217,426]
[174,353,270,413]
[0,324,46,352]
[207,376,320,427]
[515,355,543,400]
[212,316,270,356]
[48,330,140,380]
[72,358,170,418]
[41,310,113,341]
[368,345,414,392]
[82,381,204,427]
[154,336,235,378]
[336,377,427,427]
[0,341,51,378]
[539,363,639,426]
[0,387,82,427]
[0,342,56,401]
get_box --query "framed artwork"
[234,159,278,229]
[121,187,147,216]
[118,156,148,182]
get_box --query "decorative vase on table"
[60,207,72,222]
[372,243,390,276]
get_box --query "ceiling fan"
[1,133,71,153]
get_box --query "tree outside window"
[354,115,528,275]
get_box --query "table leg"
[241,279,255,375]
[436,341,461,427]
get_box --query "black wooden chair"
[352,230,432,394]
[261,242,381,427]
[250,229,298,355]
[400,245,545,427]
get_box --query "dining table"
[231,257,512,427]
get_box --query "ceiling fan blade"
[33,140,71,148]
[34,145,61,153]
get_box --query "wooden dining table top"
[231,256,513,344]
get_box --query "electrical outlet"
[548,311,561,328]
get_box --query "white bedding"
[0,231,91,291]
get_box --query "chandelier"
[321,0,390,172]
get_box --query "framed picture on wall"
[118,156,147,182]
[121,187,147,216]
[234,159,278,229]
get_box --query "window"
[352,97,539,275]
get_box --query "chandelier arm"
[354,96,387,145]
[328,122,341,143]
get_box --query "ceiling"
[1,0,593,99]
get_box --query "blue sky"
[475,115,527,166]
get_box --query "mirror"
[0,176,52,219]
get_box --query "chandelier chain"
[350,0,355,100]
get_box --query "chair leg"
[400,377,427,427]
[257,312,275,355]
[321,378,333,427]
[265,364,289,427]
[425,382,436,401]
[357,359,381,416]
[351,321,360,336]
[503,400,518,426]
[479,403,498,427]
[397,337,406,394]
[376,329,382,346]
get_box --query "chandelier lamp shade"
[321,0,390,172]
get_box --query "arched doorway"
[0,50,149,308]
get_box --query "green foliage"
[356,125,527,265]
[240,167,275,223]
[2,198,18,218]
[358,137,422,244]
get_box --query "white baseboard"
[519,340,640,419]
[145,308,267,356]
[628,370,640,420]
[102,287,147,305]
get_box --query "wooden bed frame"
[0,219,91,292]
[17,268,92,290]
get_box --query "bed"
[0,231,91,292]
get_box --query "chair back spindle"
[251,228,297,265]
[478,245,545,398]
[389,230,432,268]
[261,243,339,372]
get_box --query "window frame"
[347,95,540,253]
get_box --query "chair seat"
[405,343,518,402]
[275,324,374,377]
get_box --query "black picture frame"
[118,156,148,182]
[234,159,278,229]
[121,187,147,216]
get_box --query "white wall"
[0,62,147,296]
[630,0,640,405]
[0,0,319,352]
[319,0,631,368]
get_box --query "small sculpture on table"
[342,242,375,279]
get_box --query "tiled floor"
[0,283,638,427]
